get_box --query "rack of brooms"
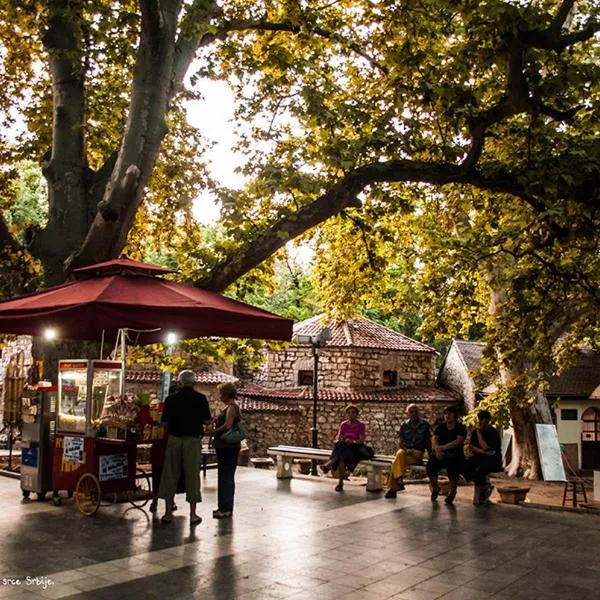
[1,351,25,472]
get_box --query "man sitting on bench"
[427,405,466,505]
[385,404,430,498]
[463,409,502,505]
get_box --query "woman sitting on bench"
[320,404,374,491]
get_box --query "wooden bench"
[267,445,394,492]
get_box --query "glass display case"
[57,360,122,434]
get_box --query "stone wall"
[262,347,436,390]
[243,410,306,455]
[245,399,448,457]
[439,344,474,410]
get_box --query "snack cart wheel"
[21,489,30,499]
[128,468,152,508]
[75,473,101,516]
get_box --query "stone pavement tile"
[361,579,406,599]
[97,569,142,585]
[376,559,416,574]
[392,586,442,600]
[0,591,44,600]
[234,581,299,600]
[436,586,492,600]
[461,577,510,594]
[353,564,404,581]
[68,576,113,593]
[331,573,378,589]
[72,563,123,577]
[285,581,355,600]
[289,564,335,582]
[414,578,458,595]
[339,590,381,600]
[382,566,439,589]
[424,568,473,586]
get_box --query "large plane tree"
[1,0,598,477]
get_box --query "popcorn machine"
[56,360,123,435]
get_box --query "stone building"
[438,340,487,411]
[238,315,457,456]
[439,339,600,471]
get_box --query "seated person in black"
[463,409,502,505]
[427,405,466,505]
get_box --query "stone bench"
[267,445,394,492]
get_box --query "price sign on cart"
[63,437,84,463]
[98,453,128,481]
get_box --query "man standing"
[427,405,466,505]
[159,370,212,525]
[463,410,502,504]
[385,404,430,498]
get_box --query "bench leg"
[275,455,294,479]
[366,466,383,492]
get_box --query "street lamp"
[296,328,332,475]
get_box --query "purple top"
[338,419,366,441]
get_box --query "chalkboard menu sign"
[99,453,128,482]
[535,424,567,482]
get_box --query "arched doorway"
[581,407,600,469]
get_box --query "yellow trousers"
[390,449,424,479]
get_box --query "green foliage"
[1,160,48,242]
[240,258,322,322]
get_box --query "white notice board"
[99,453,128,482]
[535,424,566,482]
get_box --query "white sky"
[185,79,313,266]
[185,79,245,225]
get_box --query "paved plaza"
[0,468,599,600]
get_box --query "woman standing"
[320,404,372,492]
[212,382,242,518]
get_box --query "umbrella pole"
[120,329,126,396]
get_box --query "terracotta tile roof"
[238,383,457,404]
[454,340,485,373]
[238,398,301,413]
[125,368,237,385]
[293,315,436,353]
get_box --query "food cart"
[51,359,154,516]
[0,257,294,516]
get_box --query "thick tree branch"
[195,18,388,75]
[520,0,598,51]
[171,0,221,97]
[68,0,183,272]
[194,159,537,292]
[462,26,584,170]
[42,0,86,185]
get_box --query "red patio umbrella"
[0,258,293,344]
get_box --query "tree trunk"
[507,403,542,479]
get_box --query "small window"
[560,409,578,421]
[383,370,398,387]
[298,370,314,386]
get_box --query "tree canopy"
[0,1,599,477]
